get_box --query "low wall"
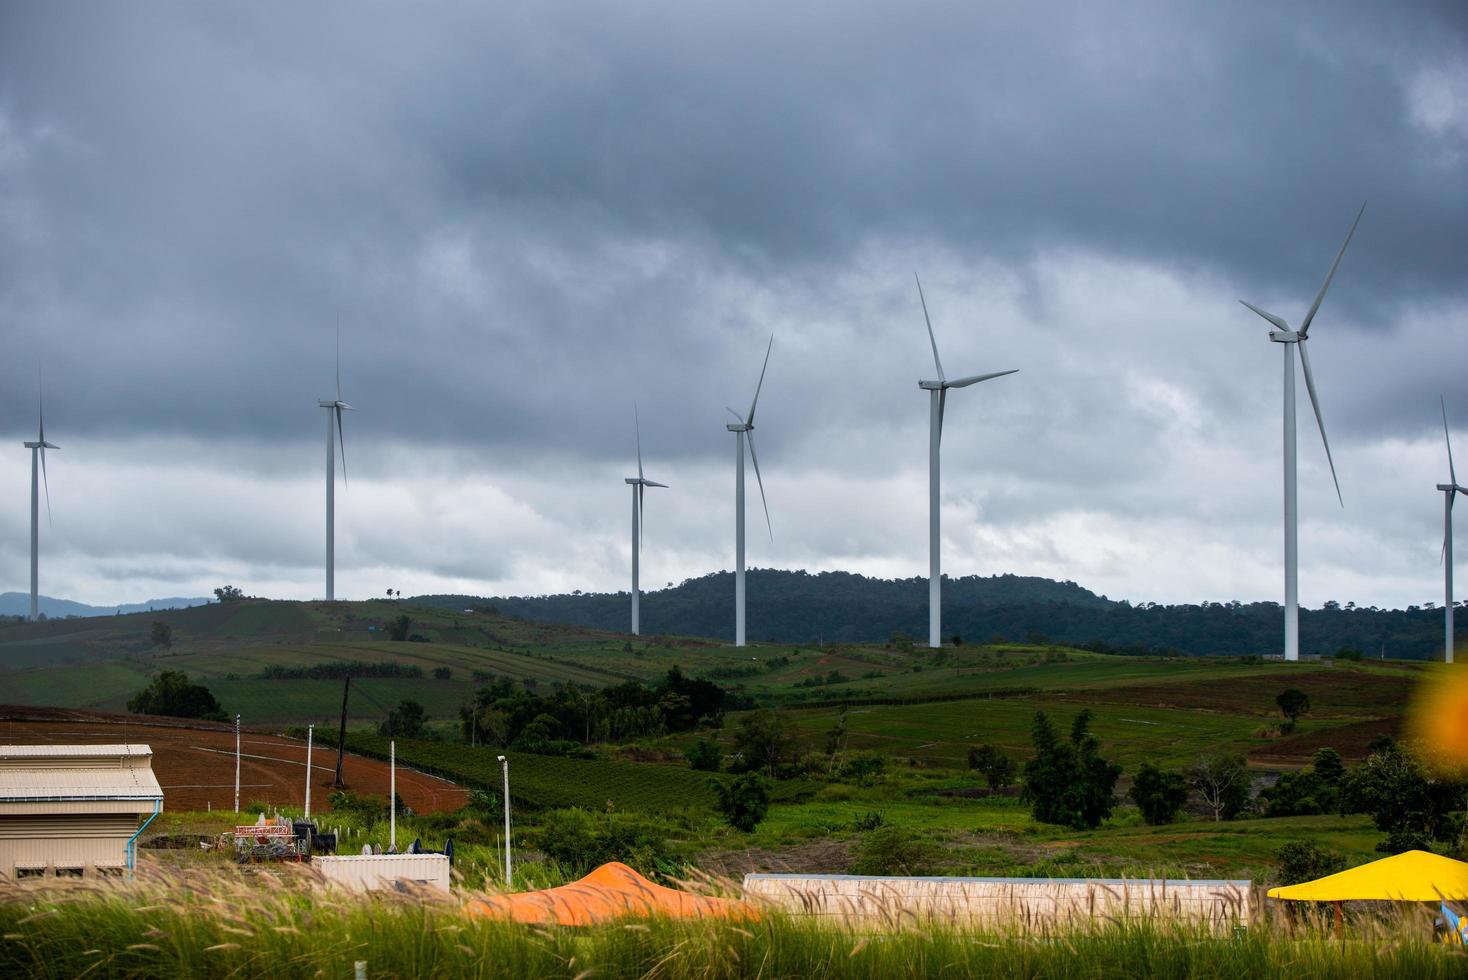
[742,874,1253,929]
[313,854,451,895]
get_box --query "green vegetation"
[2,870,1462,980]
[1021,710,1121,830]
[1128,762,1189,825]
[125,670,225,721]
[712,773,770,832]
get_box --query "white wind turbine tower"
[915,275,1017,649]
[625,407,667,635]
[1437,397,1466,664]
[1239,203,1364,662]
[318,339,353,601]
[22,380,59,622]
[726,335,774,648]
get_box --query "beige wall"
[0,814,139,877]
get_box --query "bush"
[127,670,226,721]
[684,739,724,772]
[326,790,393,823]
[1260,770,1334,817]
[1127,762,1189,825]
[432,667,453,681]
[1274,840,1345,886]
[531,808,677,879]
[852,811,886,832]
[1376,829,1430,855]
[850,826,937,876]
[968,744,1017,791]
[841,754,886,787]
[711,773,770,832]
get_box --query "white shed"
[0,744,164,879]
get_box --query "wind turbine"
[1239,203,1364,662]
[22,379,59,622]
[318,336,353,601]
[625,406,667,635]
[1438,397,1466,664]
[915,275,1017,649]
[726,335,774,648]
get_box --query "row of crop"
[323,731,723,814]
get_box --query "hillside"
[0,592,210,618]
[414,568,1460,659]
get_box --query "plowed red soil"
[0,706,467,813]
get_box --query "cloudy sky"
[1,1,1465,609]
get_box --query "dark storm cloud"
[0,0,1463,459]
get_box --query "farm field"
[0,708,467,813]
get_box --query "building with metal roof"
[0,744,164,879]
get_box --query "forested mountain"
[414,569,1460,659]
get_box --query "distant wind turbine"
[318,334,353,601]
[625,406,667,635]
[1438,397,1466,664]
[726,335,774,648]
[915,275,1017,649]
[1239,203,1364,662]
[23,377,59,622]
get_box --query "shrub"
[1274,840,1345,886]
[1376,829,1430,855]
[684,739,724,772]
[711,773,770,832]
[850,826,936,876]
[842,754,886,787]
[852,811,886,832]
[1260,770,1334,817]
[1128,762,1189,825]
[531,808,677,879]
[432,666,453,681]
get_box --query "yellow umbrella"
[1268,850,1468,902]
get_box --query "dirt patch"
[0,706,467,813]
[1248,716,1402,765]
[697,839,856,877]
[1062,669,1415,718]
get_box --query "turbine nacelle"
[1267,329,1301,344]
[23,441,60,450]
[319,399,354,411]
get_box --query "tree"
[967,743,1017,791]
[213,585,245,603]
[730,710,797,777]
[1275,841,1345,886]
[127,671,225,721]
[387,614,411,642]
[379,700,428,739]
[150,620,173,649]
[712,773,770,832]
[1021,710,1121,830]
[1312,747,1345,785]
[1260,769,1334,817]
[1275,689,1310,727]
[1186,754,1252,821]
[842,754,886,787]
[1338,744,1464,842]
[1128,762,1189,825]
[432,666,453,681]
[684,739,723,772]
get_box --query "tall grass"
[0,867,1461,979]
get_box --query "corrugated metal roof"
[0,746,163,804]
[0,744,154,759]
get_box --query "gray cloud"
[0,1,1464,609]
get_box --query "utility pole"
[332,676,351,788]
[304,724,314,819]
[233,714,241,812]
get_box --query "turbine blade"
[1444,395,1457,488]
[747,333,773,425]
[40,446,53,527]
[1299,201,1366,338]
[644,479,668,488]
[1297,340,1341,506]
[726,407,743,423]
[638,482,645,556]
[915,273,945,383]
[336,406,348,485]
[747,431,772,541]
[335,318,342,401]
[635,404,644,482]
[945,369,1019,389]
[1239,300,1290,332]
[937,387,946,444]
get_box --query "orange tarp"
[463,862,759,926]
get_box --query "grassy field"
[1,868,1461,980]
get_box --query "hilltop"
[415,568,1460,659]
